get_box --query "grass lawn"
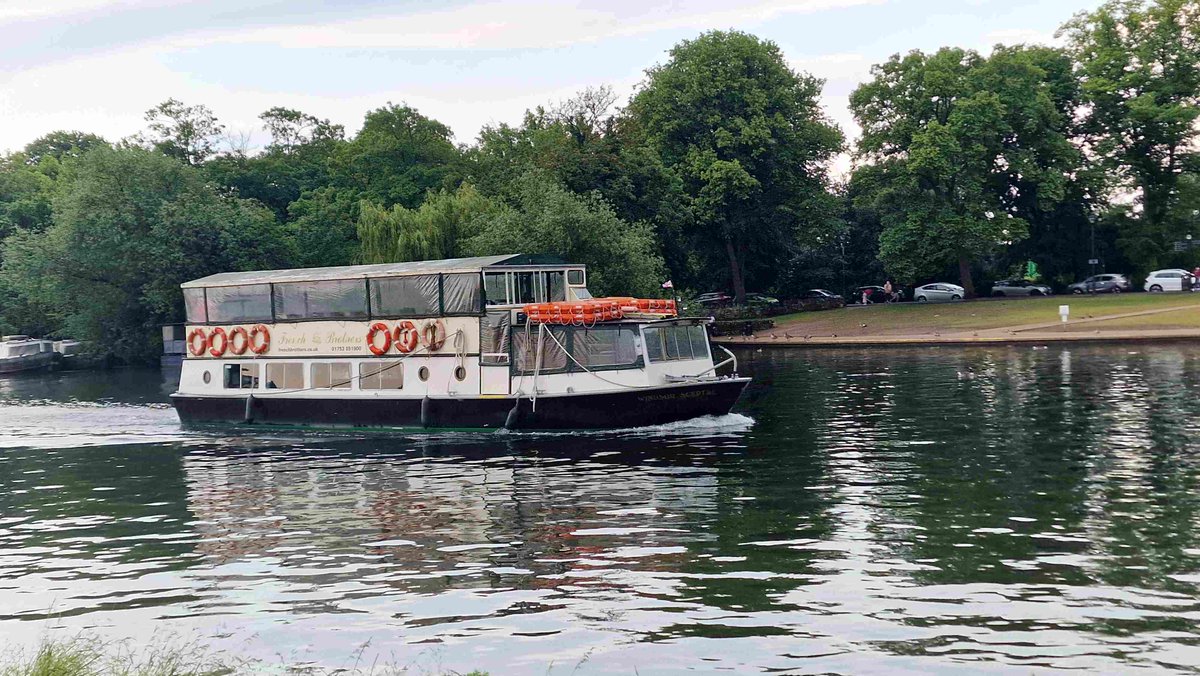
[768,293,1200,337]
[1049,304,1200,332]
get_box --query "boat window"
[312,362,351,389]
[442,273,483,315]
[206,284,272,323]
[573,327,640,368]
[515,272,537,304]
[568,269,585,285]
[573,287,593,300]
[483,272,508,306]
[184,288,207,323]
[644,325,705,363]
[223,363,260,389]
[265,363,304,390]
[274,280,367,320]
[512,327,568,373]
[481,310,511,365]
[360,361,403,389]
[688,325,709,360]
[545,271,566,302]
[370,275,440,316]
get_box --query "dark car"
[991,279,1053,297]
[695,292,732,307]
[1066,274,1132,294]
[801,289,845,310]
[852,286,893,304]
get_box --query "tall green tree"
[1061,0,1200,274]
[139,98,226,165]
[629,30,843,302]
[850,46,1086,294]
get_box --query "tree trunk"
[725,237,746,305]
[957,254,975,298]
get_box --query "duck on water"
[170,254,749,431]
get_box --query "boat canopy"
[181,254,532,289]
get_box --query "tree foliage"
[358,184,496,263]
[629,30,843,302]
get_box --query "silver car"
[914,283,965,302]
[990,279,1052,297]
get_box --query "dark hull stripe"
[172,379,749,431]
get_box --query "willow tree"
[357,184,495,263]
[629,31,843,303]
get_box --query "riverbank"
[714,293,1200,347]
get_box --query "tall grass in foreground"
[1,635,488,676]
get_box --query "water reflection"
[1,346,1199,673]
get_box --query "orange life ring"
[249,325,271,354]
[228,326,249,355]
[187,328,207,357]
[367,322,391,356]
[421,320,446,351]
[208,327,228,357]
[393,320,419,353]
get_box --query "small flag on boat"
[662,280,674,289]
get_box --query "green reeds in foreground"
[1,635,489,676]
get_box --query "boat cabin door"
[480,311,511,395]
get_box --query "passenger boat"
[170,255,749,430]
[0,336,56,374]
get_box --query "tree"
[629,31,843,303]
[1061,0,1200,275]
[358,184,496,263]
[850,46,1086,294]
[286,188,361,268]
[463,172,666,296]
[140,98,226,165]
[260,107,344,154]
[1,147,292,362]
[332,103,462,209]
[22,131,108,166]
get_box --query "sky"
[0,0,1106,163]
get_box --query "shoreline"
[716,329,1200,349]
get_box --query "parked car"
[695,292,732,307]
[1067,274,1131,294]
[914,283,965,302]
[990,279,1052,297]
[800,289,845,309]
[744,293,780,306]
[1143,269,1195,292]
[851,286,892,304]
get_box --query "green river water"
[1,344,1198,673]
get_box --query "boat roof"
[181,254,577,289]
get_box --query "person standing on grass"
[1192,267,1200,291]
[884,280,897,303]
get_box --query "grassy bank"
[1,635,489,676]
[767,293,1200,337]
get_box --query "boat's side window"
[442,273,483,315]
[207,284,273,323]
[545,271,566,302]
[183,288,207,323]
[274,280,368,320]
[360,361,403,389]
[573,327,640,368]
[512,328,568,373]
[370,275,440,317]
[265,363,304,390]
[223,363,260,389]
[515,272,537,304]
[480,311,511,365]
[312,362,351,389]
[483,273,509,306]
[567,269,585,286]
[644,325,706,363]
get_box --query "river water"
[1,345,1199,673]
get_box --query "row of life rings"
[367,319,446,356]
[189,325,270,357]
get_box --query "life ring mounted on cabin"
[367,322,392,356]
[421,320,446,351]
[228,327,250,355]
[249,324,271,354]
[393,321,419,353]
[208,327,229,357]
[187,328,207,357]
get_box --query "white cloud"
[166,0,888,52]
[0,0,165,23]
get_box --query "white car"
[914,283,965,302]
[1144,269,1195,292]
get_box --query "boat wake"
[496,412,755,438]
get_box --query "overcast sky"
[0,0,1103,160]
